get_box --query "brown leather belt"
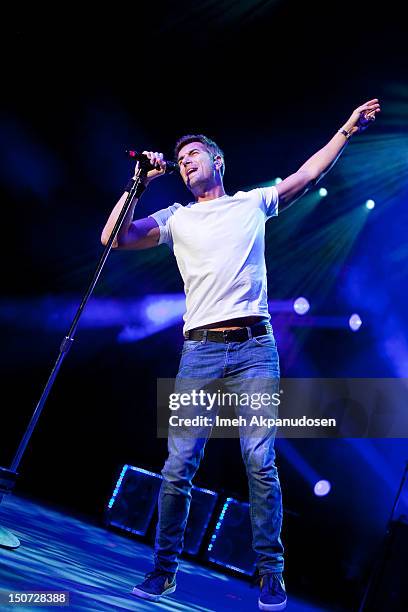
[184,322,272,343]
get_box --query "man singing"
[102,99,380,611]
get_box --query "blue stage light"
[349,313,362,332]
[293,297,310,315]
[318,187,328,197]
[365,199,375,210]
[314,480,331,496]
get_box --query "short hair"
[174,134,225,177]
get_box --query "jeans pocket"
[252,334,276,347]
[181,340,202,355]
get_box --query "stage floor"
[0,494,334,611]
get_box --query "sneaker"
[132,570,177,602]
[258,572,287,611]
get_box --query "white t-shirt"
[149,187,279,334]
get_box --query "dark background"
[1,2,408,609]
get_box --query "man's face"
[177,141,217,191]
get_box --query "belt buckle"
[222,329,230,342]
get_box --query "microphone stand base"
[0,525,20,549]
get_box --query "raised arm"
[101,151,167,250]
[275,99,381,212]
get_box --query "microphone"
[125,150,179,174]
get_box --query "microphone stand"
[0,164,149,549]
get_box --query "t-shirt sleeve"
[258,186,279,219]
[148,203,182,250]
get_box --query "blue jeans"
[154,332,284,576]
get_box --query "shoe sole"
[132,585,176,602]
[258,596,287,611]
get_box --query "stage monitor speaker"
[106,465,218,556]
[205,497,257,576]
[106,465,162,536]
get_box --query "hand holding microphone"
[126,150,179,185]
